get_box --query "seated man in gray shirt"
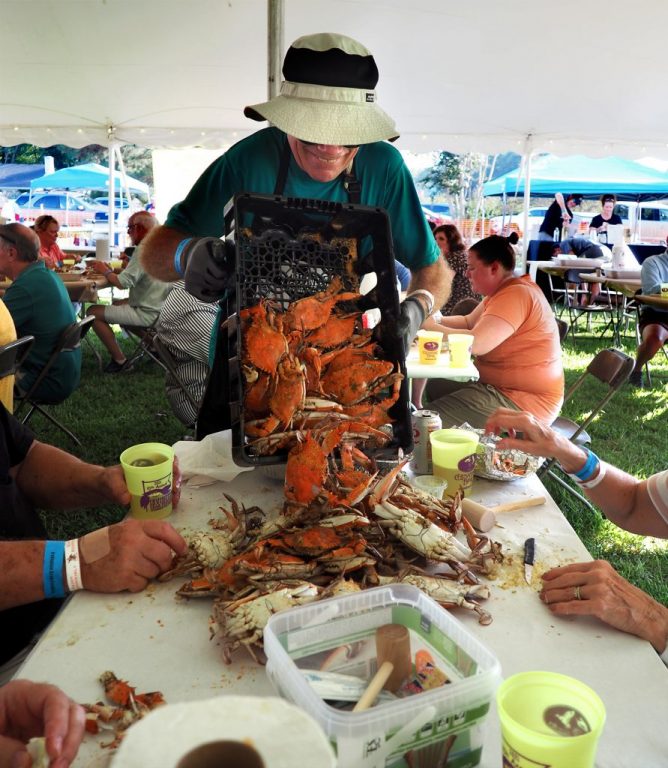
[88,212,172,372]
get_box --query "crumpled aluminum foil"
[466,425,543,481]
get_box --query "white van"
[613,201,668,244]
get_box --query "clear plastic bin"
[264,584,501,768]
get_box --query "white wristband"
[577,461,608,490]
[65,538,83,592]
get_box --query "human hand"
[540,560,668,649]
[89,260,110,275]
[181,237,235,302]
[381,296,426,358]
[0,680,85,768]
[484,408,562,456]
[172,455,182,509]
[103,457,181,509]
[562,213,572,223]
[79,519,187,594]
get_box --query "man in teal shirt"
[140,33,451,351]
[0,223,80,401]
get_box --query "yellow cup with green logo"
[120,442,174,519]
[448,333,474,368]
[429,428,479,499]
[497,671,606,768]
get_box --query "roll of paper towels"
[96,238,109,260]
[110,695,336,768]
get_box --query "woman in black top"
[589,194,623,244]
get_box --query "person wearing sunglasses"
[88,212,171,373]
[140,33,450,364]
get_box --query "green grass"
[33,325,668,605]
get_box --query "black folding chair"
[14,317,94,445]
[538,347,634,511]
[0,335,35,380]
[555,317,569,345]
[119,319,167,372]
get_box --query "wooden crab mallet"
[460,495,547,532]
[353,624,413,711]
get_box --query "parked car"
[16,192,104,226]
[613,201,668,244]
[93,196,130,209]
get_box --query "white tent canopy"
[1,0,667,159]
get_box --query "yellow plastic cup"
[109,258,123,270]
[660,282,668,300]
[429,428,479,499]
[62,258,76,266]
[448,333,474,368]
[120,442,174,519]
[416,329,443,364]
[497,671,606,768]
[411,474,448,499]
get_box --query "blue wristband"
[42,541,66,599]
[570,449,599,482]
[173,238,193,277]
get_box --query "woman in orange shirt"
[34,215,66,270]
[423,232,564,428]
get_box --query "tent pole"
[107,140,117,255]
[267,0,284,99]
[520,135,533,272]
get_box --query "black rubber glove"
[181,237,235,302]
[386,295,426,358]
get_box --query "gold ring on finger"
[574,585,582,600]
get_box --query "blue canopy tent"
[30,163,149,196]
[0,164,47,190]
[29,163,149,247]
[483,155,668,199]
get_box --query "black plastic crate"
[223,193,413,466]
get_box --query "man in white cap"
[141,33,450,351]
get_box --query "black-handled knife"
[524,537,536,584]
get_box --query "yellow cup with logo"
[120,442,174,519]
[660,283,668,300]
[416,329,443,364]
[429,428,479,499]
[497,671,606,768]
[447,333,474,368]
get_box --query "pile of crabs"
[162,275,504,664]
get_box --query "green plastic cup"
[429,428,479,499]
[120,442,174,519]
[497,671,606,768]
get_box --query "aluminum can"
[410,410,442,475]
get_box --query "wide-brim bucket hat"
[244,33,399,146]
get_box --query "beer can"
[410,410,442,475]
